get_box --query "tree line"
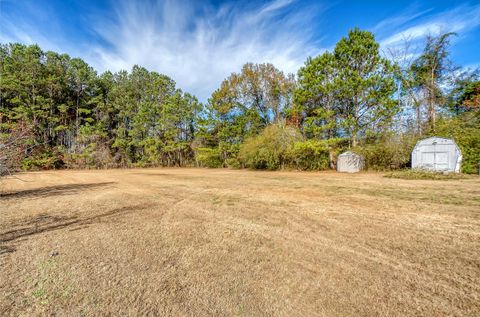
[1,28,479,174]
[1,44,200,170]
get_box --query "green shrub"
[22,151,64,170]
[218,142,241,165]
[225,158,241,169]
[195,147,223,168]
[355,133,418,170]
[287,140,330,170]
[434,113,480,174]
[239,123,303,170]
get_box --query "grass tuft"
[384,169,471,180]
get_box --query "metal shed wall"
[337,152,364,173]
[411,137,462,173]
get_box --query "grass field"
[1,168,479,316]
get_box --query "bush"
[22,150,64,170]
[195,147,223,168]
[0,121,34,175]
[385,169,471,180]
[218,142,241,165]
[434,113,480,174]
[239,123,303,170]
[225,157,241,169]
[355,133,418,170]
[287,140,330,170]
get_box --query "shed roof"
[414,136,461,152]
[338,151,361,157]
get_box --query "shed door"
[422,152,434,166]
[434,152,449,170]
[421,152,449,170]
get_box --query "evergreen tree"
[334,28,398,146]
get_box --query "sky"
[1,0,480,101]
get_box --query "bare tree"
[411,32,457,133]
[386,35,424,135]
[0,121,34,178]
[387,32,457,135]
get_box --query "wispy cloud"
[0,1,59,51]
[87,0,325,100]
[1,0,325,101]
[464,63,480,72]
[377,3,480,49]
[2,1,479,101]
[372,5,434,34]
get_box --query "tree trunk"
[428,70,437,132]
[329,151,335,170]
[76,92,80,134]
[416,102,422,135]
[428,98,436,132]
[353,100,359,147]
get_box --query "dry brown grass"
[1,168,479,316]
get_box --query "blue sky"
[1,0,479,101]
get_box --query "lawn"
[1,169,479,316]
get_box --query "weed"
[384,169,471,180]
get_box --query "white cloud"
[0,0,79,59]
[87,0,324,101]
[464,63,480,72]
[378,4,480,50]
[372,6,434,34]
[1,0,324,101]
[3,1,479,102]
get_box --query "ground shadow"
[0,203,153,245]
[0,245,16,255]
[0,182,115,201]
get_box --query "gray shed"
[337,151,364,173]
[411,137,462,173]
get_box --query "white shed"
[411,137,462,173]
[337,151,364,173]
